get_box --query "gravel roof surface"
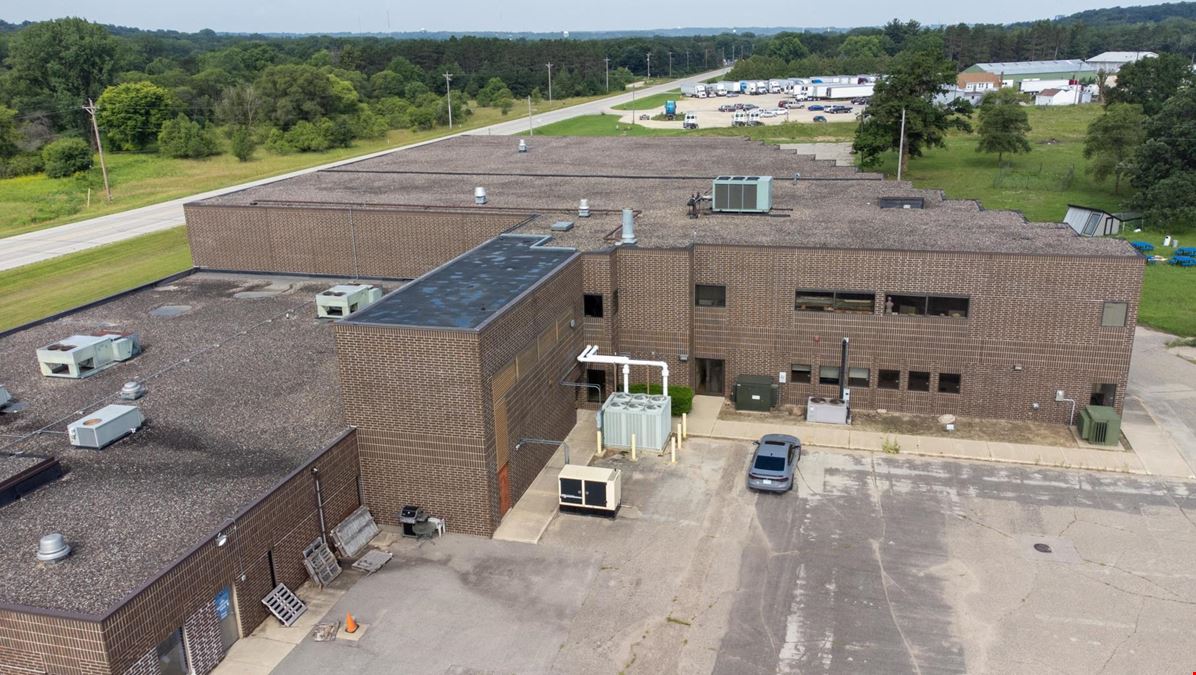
[0,274,384,615]
[0,454,51,484]
[196,136,1133,258]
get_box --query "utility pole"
[443,73,454,129]
[527,95,534,136]
[686,51,690,71]
[546,63,554,101]
[604,57,610,91]
[82,99,111,202]
[646,52,651,79]
[668,51,673,78]
[897,107,907,182]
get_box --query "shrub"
[284,120,330,152]
[627,383,695,415]
[264,128,293,154]
[42,138,93,178]
[229,126,256,162]
[0,152,45,178]
[882,437,901,454]
[157,114,219,159]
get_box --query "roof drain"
[620,208,637,245]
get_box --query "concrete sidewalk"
[686,396,1193,478]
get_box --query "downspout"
[312,467,327,545]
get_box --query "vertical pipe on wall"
[312,467,327,544]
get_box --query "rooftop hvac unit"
[711,176,773,214]
[600,393,672,451]
[37,333,140,379]
[806,396,849,425]
[316,284,383,319]
[558,464,622,516]
[1077,405,1121,446]
[0,385,10,410]
[67,404,144,449]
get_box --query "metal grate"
[352,549,394,574]
[261,584,307,626]
[302,538,341,587]
[330,506,380,559]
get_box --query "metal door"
[696,358,725,396]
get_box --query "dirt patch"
[717,402,1081,447]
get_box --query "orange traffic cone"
[345,611,358,634]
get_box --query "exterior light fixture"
[215,532,229,547]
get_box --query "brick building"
[1,135,1142,673]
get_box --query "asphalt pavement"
[0,69,728,272]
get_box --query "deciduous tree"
[1131,86,1196,230]
[1106,53,1196,116]
[1083,103,1145,194]
[975,88,1031,163]
[96,81,178,151]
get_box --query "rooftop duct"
[474,186,488,205]
[36,533,71,563]
[620,209,637,245]
[518,139,528,153]
[578,199,590,218]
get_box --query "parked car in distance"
[813,115,828,123]
[741,103,758,110]
[760,109,777,118]
[746,434,801,492]
[726,91,739,97]
[808,104,824,111]
[718,104,737,113]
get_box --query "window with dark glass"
[927,296,970,318]
[819,366,840,385]
[796,290,874,313]
[886,294,927,315]
[1101,301,1127,327]
[848,367,870,388]
[695,284,726,308]
[791,364,812,383]
[908,371,931,391]
[878,369,901,390]
[583,294,603,318]
[938,373,962,394]
[157,629,188,675]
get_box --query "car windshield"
[753,454,786,472]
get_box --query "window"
[156,629,188,675]
[790,363,812,384]
[878,369,901,390]
[927,296,970,318]
[819,366,840,386]
[886,294,970,318]
[908,371,931,392]
[848,367,870,388]
[938,373,962,394]
[796,290,874,313]
[753,455,787,472]
[1102,301,1127,327]
[583,294,604,318]
[695,284,726,308]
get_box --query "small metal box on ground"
[1077,405,1121,445]
[558,464,621,516]
[734,375,778,411]
[67,405,144,449]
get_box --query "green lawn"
[0,227,193,333]
[1113,231,1196,338]
[531,114,856,142]
[0,95,610,240]
[611,90,682,111]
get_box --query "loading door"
[696,358,725,396]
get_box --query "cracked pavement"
[274,441,1196,674]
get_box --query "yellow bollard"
[630,433,637,462]
[671,434,678,464]
[682,413,688,440]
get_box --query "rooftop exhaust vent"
[879,196,924,209]
[68,404,144,449]
[620,209,637,245]
[0,385,10,410]
[36,533,71,563]
[37,333,140,379]
[518,139,528,153]
[551,221,575,232]
[578,199,590,218]
[474,186,488,205]
[316,284,382,319]
[711,176,773,214]
[120,381,147,400]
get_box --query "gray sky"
[1,0,1150,34]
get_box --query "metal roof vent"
[474,187,488,205]
[0,385,11,410]
[518,139,528,153]
[879,196,924,209]
[37,533,71,563]
[578,199,590,218]
[120,381,147,400]
[620,209,637,245]
[551,221,575,232]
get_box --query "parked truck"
[694,84,708,98]
[738,80,749,93]
[664,100,677,119]
[714,82,728,96]
[825,84,874,99]
[683,112,698,129]
[768,79,784,94]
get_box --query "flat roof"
[969,59,1100,75]
[347,234,576,329]
[0,273,384,615]
[192,135,1136,258]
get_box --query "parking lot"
[277,441,1196,674]
[615,94,864,129]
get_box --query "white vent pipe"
[474,187,487,205]
[578,345,668,394]
[620,209,637,245]
[518,139,528,153]
[578,199,590,218]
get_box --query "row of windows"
[698,285,971,318]
[791,364,962,394]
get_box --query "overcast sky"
[1,0,1151,34]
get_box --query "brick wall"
[579,244,1141,424]
[0,432,360,675]
[184,204,529,280]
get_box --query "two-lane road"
[0,68,728,272]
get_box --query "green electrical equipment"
[1077,405,1122,446]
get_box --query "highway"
[0,68,727,272]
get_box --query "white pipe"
[577,345,669,394]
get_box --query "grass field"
[0,95,609,240]
[0,227,193,333]
[1112,231,1196,338]
[611,90,682,111]
[531,114,856,142]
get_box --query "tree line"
[0,18,732,177]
